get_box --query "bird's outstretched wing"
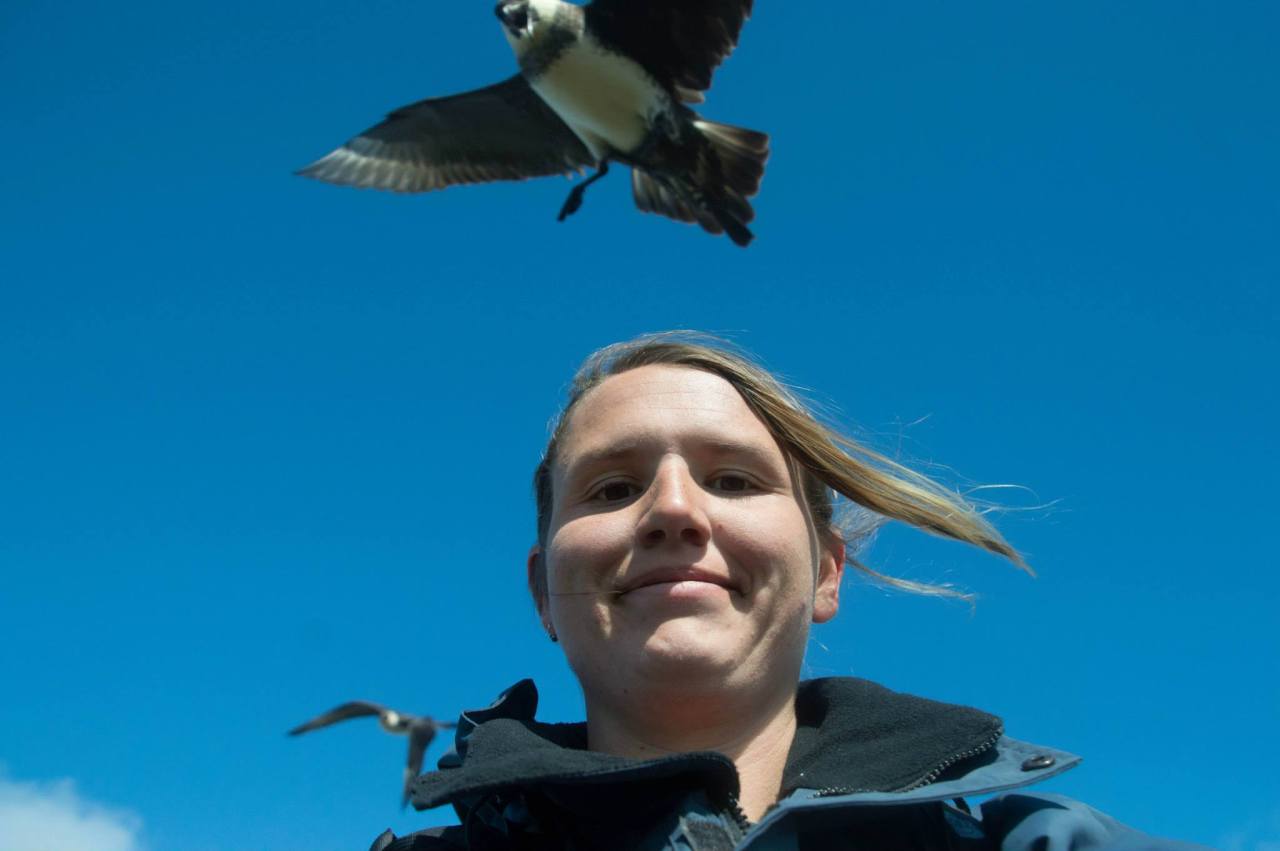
[584,0,753,95]
[288,701,386,735]
[401,724,440,808]
[298,75,595,193]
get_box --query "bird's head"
[379,710,410,733]
[495,0,562,54]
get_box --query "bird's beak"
[494,3,529,37]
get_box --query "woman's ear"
[527,544,549,622]
[812,533,845,624]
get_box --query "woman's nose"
[637,462,711,549]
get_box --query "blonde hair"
[531,332,1030,602]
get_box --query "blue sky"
[1,1,1277,849]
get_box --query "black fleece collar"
[410,678,1003,810]
[783,678,1002,794]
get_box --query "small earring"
[546,625,558,643]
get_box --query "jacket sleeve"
[976,793,1213,851]
[367,826,466,851]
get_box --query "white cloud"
[1220,807,1280,851]
[0,771,144,851]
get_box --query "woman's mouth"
[615,567,737,597]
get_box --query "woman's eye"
[593,481,636,502]
[711,474,753,493]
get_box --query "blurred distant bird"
[288,701,457,807]
[298,0,768,246]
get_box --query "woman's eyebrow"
[703,439,771,458]
[563,438,782,475]
[702,440,787,473]
[559,443,645,476]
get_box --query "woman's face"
[533,365,843,702]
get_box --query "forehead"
[557,365,782,465]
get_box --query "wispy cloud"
[1219,806,1280,851]
[0,770,144,851]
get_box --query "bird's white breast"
[529,39,666,158]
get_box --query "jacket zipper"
[811,727,1004,797]
[726,793,752,831]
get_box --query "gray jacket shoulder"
[976,792,1214,851]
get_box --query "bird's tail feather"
[630,120,768,247]
[632,171,699,226]
[693,119,769,201]
[632,170,754,246]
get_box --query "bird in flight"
[298,0,767,246]
[288,701,457,807]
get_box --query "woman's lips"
[616,567,736,596]
[622,580,733,602]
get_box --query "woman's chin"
[627,619,753,680]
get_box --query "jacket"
[369,678,1209,851]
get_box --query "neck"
[584,680,798,822]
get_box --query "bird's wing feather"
[288,701,385,735]
[298,75,595,193]
[401,724,438,807]
[584,0,753,93]
[405,724,436,778]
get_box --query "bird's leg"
[558,160,611,222]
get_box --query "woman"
[372,333,1204,851]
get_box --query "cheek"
[545,515,632,591]
[716,502,816,587]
